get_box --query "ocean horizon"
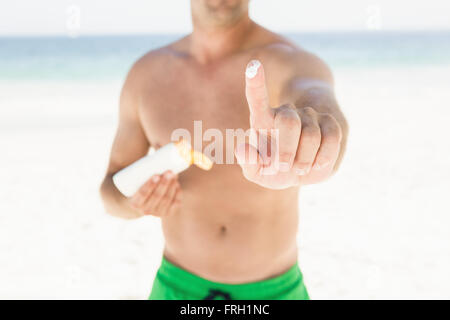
[1,31,450,81]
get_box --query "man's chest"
[139,71,251,147]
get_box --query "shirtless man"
[100,0,348,300]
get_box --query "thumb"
[245,60,273,130]
[235,142,262,181]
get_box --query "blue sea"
[1,31,450,81]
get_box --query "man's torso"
[134,30,303,283]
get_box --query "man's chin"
[208,13,242,28]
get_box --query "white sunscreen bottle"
[113,140,213,197]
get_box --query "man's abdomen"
[161,165,300,284]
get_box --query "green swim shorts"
[149,258,310,300]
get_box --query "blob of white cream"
[245,60,261,79]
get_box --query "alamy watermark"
[66,5,81,38]
[366,5,383,31]
[171,121,281,175]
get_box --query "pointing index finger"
[245,60,273,130]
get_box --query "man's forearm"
[100,175,141,219]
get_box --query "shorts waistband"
[156,257,303,299]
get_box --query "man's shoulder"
[250,27,310,60]
[127,36,190,81]
[258,33,328,72]
[128,46,178,77]
[120,40,189,103]
[253,29,332,84]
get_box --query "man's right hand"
[128,171,182,218]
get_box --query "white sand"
[1,66,449,299]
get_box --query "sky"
[1,0,449,36]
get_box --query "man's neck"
[190,13,255,63]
